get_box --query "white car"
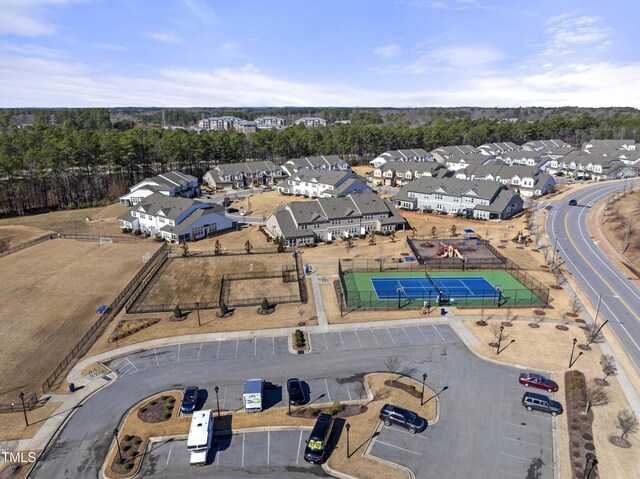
[240,210,252,216]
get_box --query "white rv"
[187,410,213,466]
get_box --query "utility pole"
[623,225,631,253]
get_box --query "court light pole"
[396,286,402,309]
[496,325,504,354]
[214,386,220,418]
[19,392,28,426]
[196,301,201,327]
[420,373,427,406]
[345,422,351,458]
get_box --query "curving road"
[545,179,640,371]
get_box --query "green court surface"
[341,270,546,308]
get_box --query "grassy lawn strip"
[104,373,436,479]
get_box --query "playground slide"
[440,250,449,258]
[454,248,463,259]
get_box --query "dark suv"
[304,413,334,464]
[379,404,427,433]
[568,199,578,206]
[522,392,563,416]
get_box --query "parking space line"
[222,387,227,408]
[432,325,445,342]
[417,326,429,343]
[354,331,363,349]
[371,330,379,346]
[296,430,303,465]
[272,337,275,355]
[110,358,126,369]
[166,441,173,467]
[267,431,270,465]
[324,379,332,402]
[505,408,552,420]
[375,440,423,455]
[153,348,160,367]
[235,340,239,358]
[177,344,180,363]
[500,451,530,462]
[216,442,220,467]
[254,339,257,356]
[504,421,553,435]
[401,327,413,343]
[499,470,522,478]
[503,435,552,450]
[506,395,524,401]
[338,331,346,349]
[197,342,202,361]
[242,433,245,467]
[386,328,396,344]
[216,341,221,359]
[382,425,430,439]
[125,358,139,372]
[345,384,352,401]
[323,333,329,350]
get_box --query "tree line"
[2,113,640,216]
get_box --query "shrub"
[261,298,271,311]
[125,463,134,470]
[154,236,164,242]
[116,457,124,465]
[122,445,131,452]
[326,240,333,244]
[220,302,229,315]
[163,413,171,419]
[140,407,147,413]
[133,229,141,236]
[173,305,182,318]
[150,401,157,406]
[124,434,133,441]
[135,438,142,445]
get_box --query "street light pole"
[196,301,201,327]
[496,325,504,354]
[550,235,559,266]
[586,320,609,347]
[420,373,427,406]
[570,338,577,368]
[214,386,220,418]
[19,392,28,426]
[396,287,402,309]
[113,428,124,464]
[345,422,351,458]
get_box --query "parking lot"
[140,429,324,478]
[370,422,429,473]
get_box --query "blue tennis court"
[370,276,500,300]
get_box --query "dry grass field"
[599,189,640,270]
[135,253,298,308]
[0,239,157,404]
[0,225,50,249]
[230,191,314,219]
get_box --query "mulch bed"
[0,464,23,479]
[384,379,422,398]
[169,314,188,322]
[528,323,541,328]
[110,435,143,475]
[257,307,276,315]
[290,404,367,419]
[565,370,600,479]
[556,325,569,331]
[111,317,161,342]
[609,436,632,448]
[550,285,563,290]
[137,395,176,423]
[533,310,546,316]
[501,322,513,327]
[476,320,488,326]
[216,310,235,318]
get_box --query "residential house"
[430,145,479,164]
[117,193,234,243]
[203,161,285,189]
[198,116,243,131]
[295,117,327,128]
[477,142,520,156]
[393,177,524,220]
[371,161,446,186]
[456,162,556,197]
[237,120,257,133]
[582,139,636,152]
[277,170,371,197]
[281,155,350,176]
[255,116,286,130]
[369,149,434,168]
[522,139,572,151]
[265,193,407,246]
[443,153,493,172]
[119,171,198,206]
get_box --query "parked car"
[261,186,272,192]
[226,207,239,213]
[522,392,563,416]
[240,210,252,216]
[180,386,199,413]
[287,378,305,405]
[568,199,578,206]
[519,373,559,392]
[379,404,427,433]
[304,413,334,464]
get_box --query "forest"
[1,108,640,216]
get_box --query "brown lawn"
[0,239,158,405]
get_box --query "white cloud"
[0,0,81,36]
[398,0,480,10]
[384,44,503,74]
[374,44,401,58]
[145,32,182,44]
[1,52,640,108]
[542,14,610,57]
[182,0,218,26]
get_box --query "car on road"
[287,378,305,405]
[522,392,563,416]
[519,373,559,392]
[240,210,252,216]
[180,386,199,413]
[226,207,239,213]
[261,186,272,192]
[379,404,427,433]
[568,199,578,206]
[304,413,334,464]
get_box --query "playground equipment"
[437,244,463,259]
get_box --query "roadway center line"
[375,440,423,455]
[503,435,552,450]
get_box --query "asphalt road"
[30,326,554,479]
[545,179,640,371]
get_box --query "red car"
[519,373,559,392]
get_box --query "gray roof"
[377,149,431,161]
[445,153,494,165]
[583,139,636,150]
[431,145,479,156]
[522,139,571,150]
[134,171,196,191]
[498,150,545,161]
[474,188,522,214]
[478,142,520,152]
[393,177,505,201]
[349,193,394,215]
[132,193,224,221]
[382,162,442,174]
[286,155,345,169]
[161,207,227,236]
[272,208,314,238]
[212,160,280,176]
[333,178,372,196]
[287,170,358,188]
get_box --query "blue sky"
[1,0,639,107]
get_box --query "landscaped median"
[101,373,437,479]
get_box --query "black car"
[226,207,239,213]
[379,404,427,433]
[304,413,334,464]
[568,199,578,206]
[287,378,305,405]
[180,386,199,413]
